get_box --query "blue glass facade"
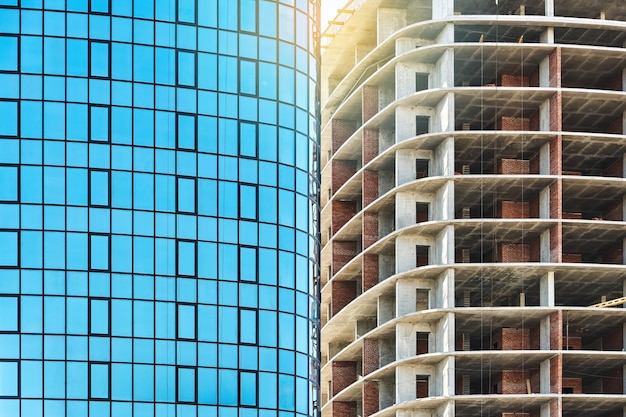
[0,0,320,416]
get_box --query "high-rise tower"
[0,1,320,416]
[320,1,626,417]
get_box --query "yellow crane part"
[588,296,626,308]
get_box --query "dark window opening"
[416,375,429,398]
[416,245,429,267]
[416,332,429,355]
[415,159,429,179]
[416,116,429,136]
[416,202,429,223]
[416,73,429,92]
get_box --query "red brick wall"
[550,311,563,350]
[332,201,357,235]
[331,280,357,316]
[498,159,530,174]
[604,200,623,221]
[550,355,562,395]
[562,377,582,394]
[550,223,562,263]
[550,398,561,417]
[362,212,378,249]
[332,160,357,195]
[362,338,379,375]
[498,201,530,218]
[501,370,530,394]
[362,254,379,291]
[499,244,530,263]
[562,336,581,350]
[499,117,530,131]
[362,170,379,207]
[362,85,379,123]
[602,325,623,351]
[549,48,561,88]
[529,68,540,87]
[332,241,357,274]
[333,401,357,417]
[602,367,623,394]
[602,242,623,264]
[529,324,541,350]
[332,119,357,153]
[529,111,540,131]
[561,253,582,263]
[502,413,530,417]
[332,361,357,396]
[529,193,540,218]
[362,381,379,417]
[603,159,623,178]
[550,95,562,133]
[562,212,582,220]
[362,129,379,165]
[494,328,530,350]
[500,74,530,87]
[529,236,541,263]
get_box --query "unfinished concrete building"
[319,1,626,417]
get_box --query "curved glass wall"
[0,0,320,416]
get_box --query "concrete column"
[437,356,455,396]
[434,180,454,221]
[395,106,432,143]
[434,92,455,132]
[437,312,455,353]
[434,137,454,177]
[540,316,551,350]
[396,278,417,318]
[540,359,551,394]
[540,272,555,307]
[396,366,416,402]
[434,50,455,89]
[431,0,454,19]
[435,225,455,265]
[396,322,416,360]
[377,8,406,46]
[378,295,395,325]
[436,269,455,309]
[395,236,432,273]
[545,0,554,17]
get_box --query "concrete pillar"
[378,295,395,325]
[540,272,555,307]
[437,356,455,396]
[545,0,554,17]
[435,225,455,265]
[396,322,415,360]
[395,192,415,229]
[437,313,455,353]
[434,180,454,221]
[540,359,551,394]
[396,279,418,318]
[436,269,455,309]
[395,106,432,143]
[540,316,551,350]
[395,236,432,273]
[434,92,455,132]
[431,0,454,19]
[434,137,454,177]
[377,8,406,45]
[396,366,416,403]
[434,50,455,89]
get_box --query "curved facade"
[320,1,626,417]
[0,0,321,416]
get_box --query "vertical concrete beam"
[396,278,418,317]
[540,272,555,307]
[434,92,455,132]
[436,269,455,309]
[377,8,406,46]
[434,180,455,221]
[431,0,454,19]
[378,295,395,325]
[434,50,455,90]
[396,192,416,229]
[396,366,416,403]
[437,355,455,397]
[396,323,416,360]
[437,313,455,353]
[434,137,454,177]
[545,0,554,16]
[435,225,455,265]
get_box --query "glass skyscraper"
[0,0,320,416]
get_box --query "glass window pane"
[177,114,195,149]
[177,367,195,402]
[90,235,110,271]
[0,232,18,267]
[0,297,18,332]
[90,41,110,77]
[177,304,195,339]
[177,240,195,276]
[240,371,257,406]
[90,363,109,399]
[0,102,17,137]
[90,299,109,335]
[0,362,18,397]
[0,166,18,201]
[0,36,18,71]
[90,170,110,206]
[90,106,110,142]
[178,51,195,86]
[177,177,195,213]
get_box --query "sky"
[321,0,347,31]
